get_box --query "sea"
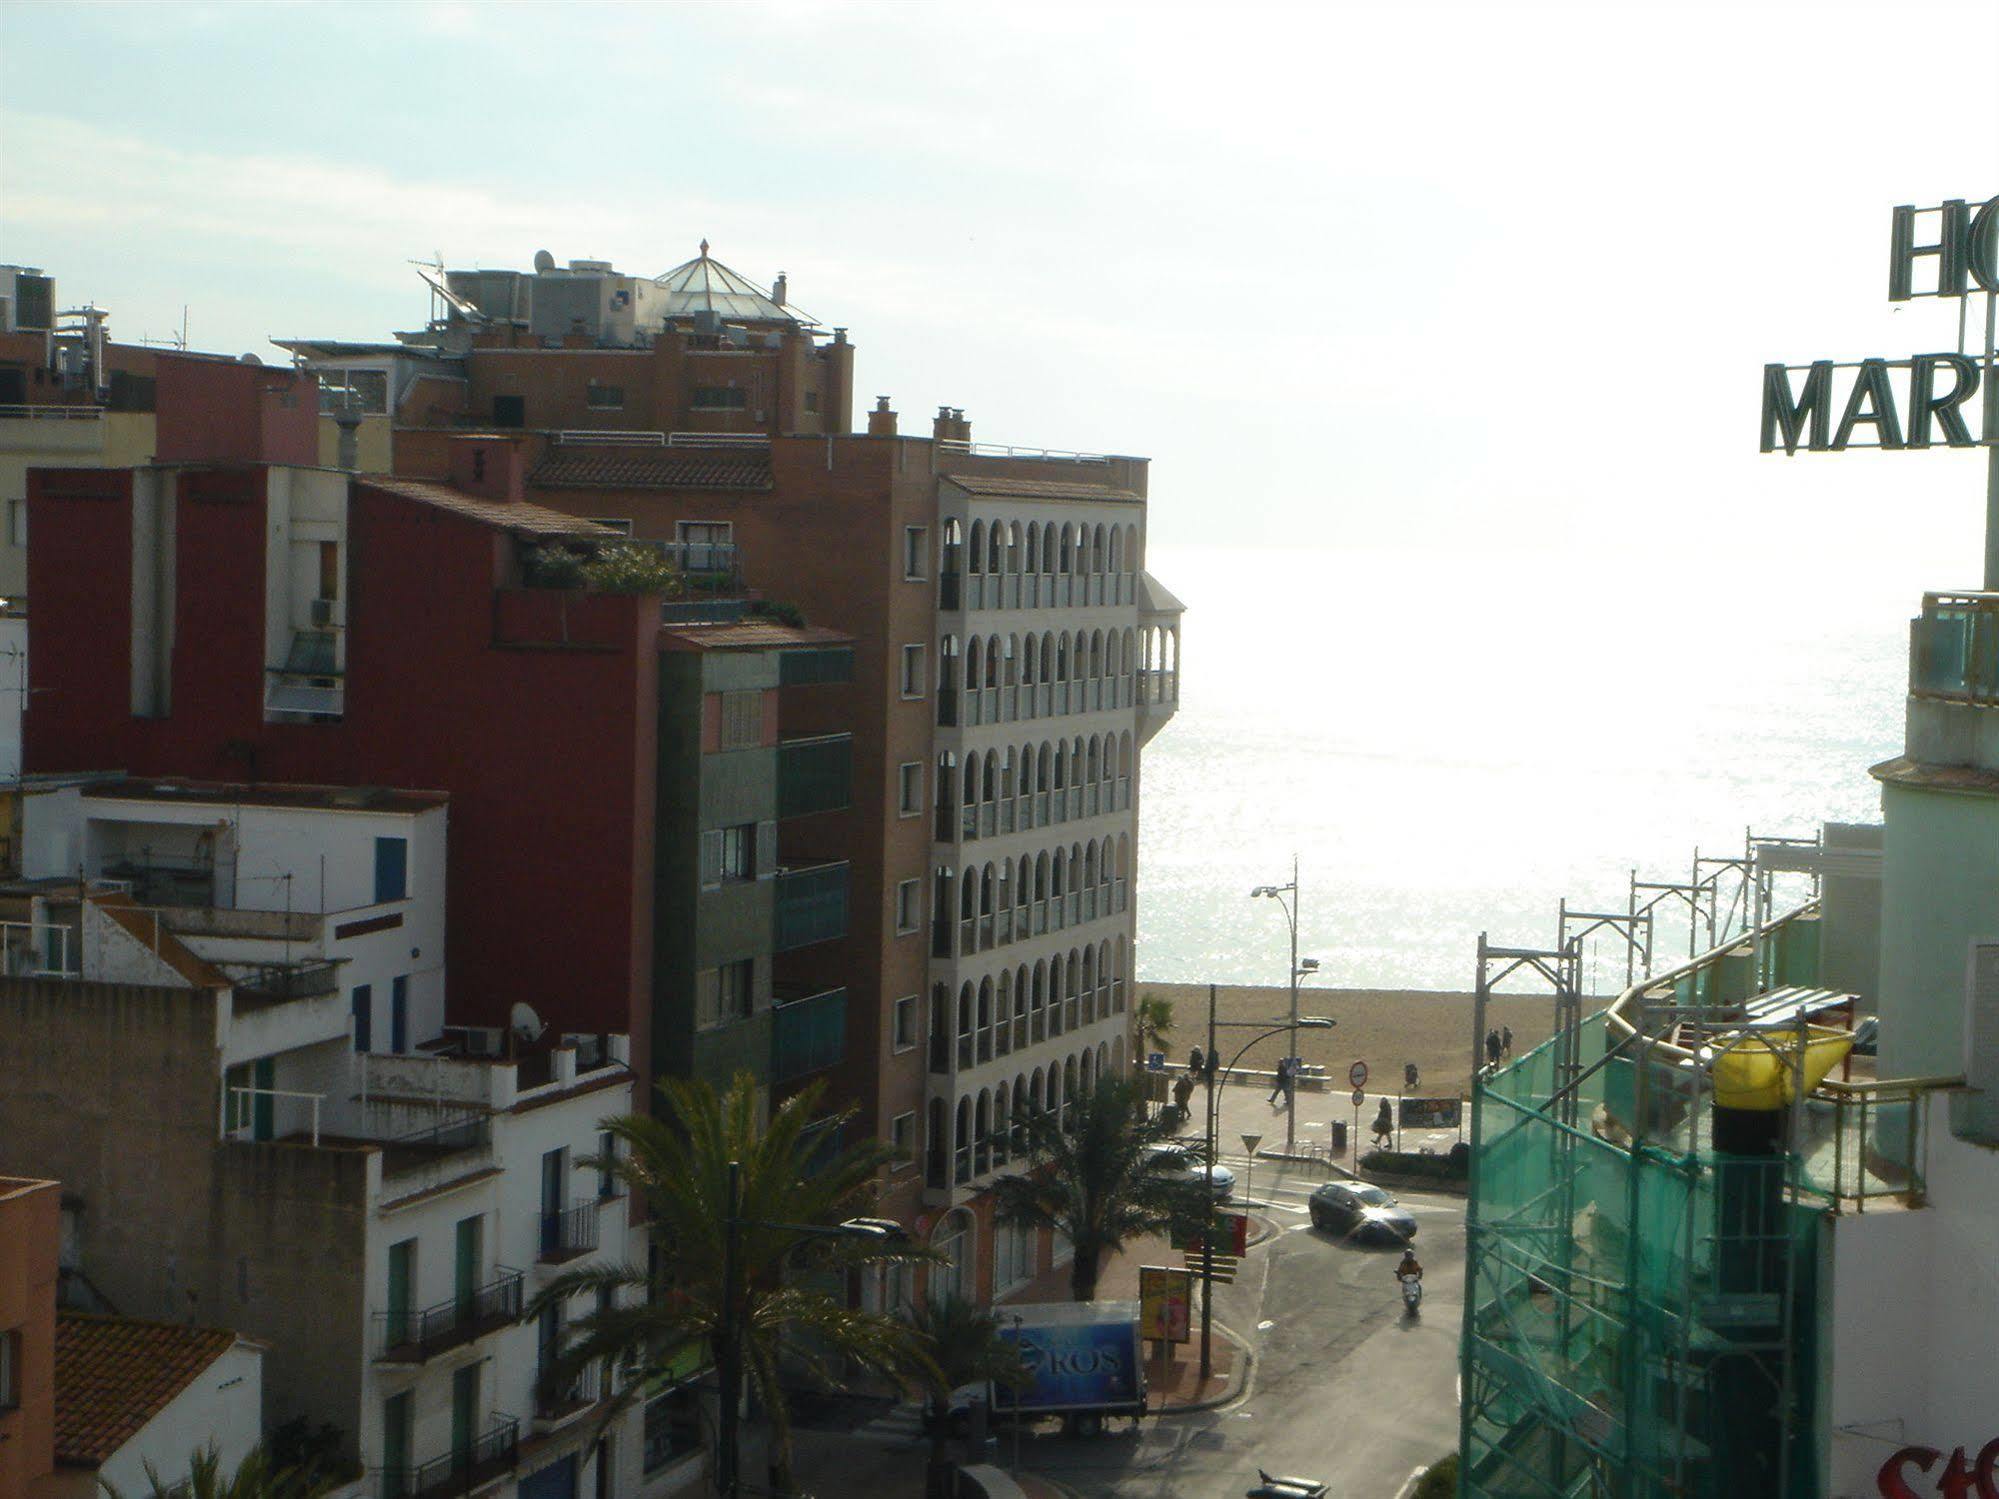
[1134,541,1915,994]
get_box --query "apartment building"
[280,247,1186,1300]
[0,782,672,1499]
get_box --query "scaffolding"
[1460,834,1834,1499]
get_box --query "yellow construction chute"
[1707,1026,1854,1111]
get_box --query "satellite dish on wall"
[533,249,556,273]
[510,1002,546,1042]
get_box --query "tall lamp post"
[715,1160,906,1498]
[1198,991,1333,1381]
[1252,856,1322,1154]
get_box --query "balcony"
[538,1200,601,1264]
[375,1414,519,1499]
[373,1269,523,1364]
[776,735,852,819]
[771,984,846,1084]
[773,861,848,951]
[232,959,342,1006]
[535,1361,601,1430]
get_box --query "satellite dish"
[533,249,556,273]
[238,352,263,365]
[510,1002,546,1042]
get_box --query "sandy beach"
[1134,982,1569,1095]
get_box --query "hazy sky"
[3,0,1995,587]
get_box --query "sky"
[2,0,1996,588]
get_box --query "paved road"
[1020,1158,1464,1499]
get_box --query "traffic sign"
[1349,1060,1369,1090]
[1351,1086,1367,1107]
[1240,1132,1263,1155]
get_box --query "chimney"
[933,405,955,443]
[867,396,898,438]
[772,273,787,307]
[333,404,361,472]
[952,408,971,443]
[448,434,526,501]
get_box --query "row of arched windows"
[927,936,1130,1077]
[925,1037,1129,1188]
[931,839,1131,959]
[936,732,1134,843]
[940,517,1142,613]
[937,627,1143,726]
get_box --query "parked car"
[1144,1144,1236,1201]
[1308,1180,1416,1244]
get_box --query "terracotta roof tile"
[54,1314,242,1466]
[361,477,620,538]
[659,621,853,649]
[941,475,1141,503]
[530,452,774,491]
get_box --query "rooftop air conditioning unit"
[310,597,338,627]
[691,310,722,337]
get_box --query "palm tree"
[1135,991,1174,1056]
[527,1071,935,1497]
[99,1444,323,1499]
[990,1073,1211,1301]
[908,1294,1030,1499]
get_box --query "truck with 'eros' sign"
[979,1301,1147,1435]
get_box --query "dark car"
[1308,1180,1417,1245]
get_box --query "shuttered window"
[719,690,764,750]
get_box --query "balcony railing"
[539,1200,601,1263]
[1910,591,1999,705]
[773,861,849,951]
[1798,1074,1963,1210]
[771,985,846,1084]
[777,735,853,819]
[375,1414,520,1499]
[373,1269,523,1364]
[233,959,342,1004]
[535,1362,601,1427]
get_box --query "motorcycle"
[1400,1273,1423,1315]
[1247,1471,1328,1498]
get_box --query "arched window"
[954,1099,972,1185]
[967,520,986,575]
[1025,522,1041,575]
[987,521,1004,574]
[930,1207,975,1307]
[974,1090,991,1175]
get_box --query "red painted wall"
[24,466,658,1068]
[154,354,318,466]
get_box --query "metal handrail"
[936,438,1116,464]
[373,1269,523,1362]
[0,404,105,421]
[666,431,768,449]
[539,1200,601,1262]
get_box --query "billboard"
[1002,1303,1142,1412]
[1174,1210,1249,1257]
[1399,1096,1463,1130]
[1138,1265,1192,1343]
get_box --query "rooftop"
[660,620,854,651]
[361,476,622,540]
[54,1313,244,1467]
[83,777,449,815]
[941,474,1142,504]
[654,243,817,327]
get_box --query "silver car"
[1145,1143,1236,1201]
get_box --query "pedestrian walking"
[1501,1025,1514,1057]
[1267,1055,1291,1105]
[1485,1029,1502,1068]
[1404,1062,1419,1091]
[1173,1070,1196,1122]
[1189,1045,1205,1078]
[1372,1096,1395,1148]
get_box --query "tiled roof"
[941,475,1141,504]
[362,477,620,538]
[55,1314,242,1466]
[660,621,852,650]
[531,452,774,491]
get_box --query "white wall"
[0,614,24,780]
[94,1340,262,1498]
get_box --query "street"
[1011,1155,1463,1499]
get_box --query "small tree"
[909,1294,1030,1498]
[579,541,684,596]
[1135,992,1174,1055]
[99,1444,325,1499]
[991,1074,1210,1301]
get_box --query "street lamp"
[1251,856,1323,1153]
[715,1162,908,1497]
[1197,997,1333,1382]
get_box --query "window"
[597,1129,619,1199]
[585,384,625,410]
[717,690,764,750]
[0,1327,20,1411]
[5,499,24,549]
[690,386,748,410]
[374,837,408,904]
[890,1111,916,1166]
[316,367,389,415]
[719,824,754,881]
[644,1388,703,1472]
[803,390,819,414]
[892,995,918,1052]
[677,520,732,548]
[351,985,372,1053]
[895,879,921,935]
[898,762,922,817]
[492,394,526,428]
[719,958,754,1021]
[587,517,635,535]
[903,526,928,580]
[900,644,925,699]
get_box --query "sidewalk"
[1164,1066,1469,1171]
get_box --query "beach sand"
[1134,982,1575,1095]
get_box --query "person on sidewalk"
[1485,1029,1503,1068]
[1173,1070,1196,1124]
[1502,1024,1514,1057]
[1372,1096,1394,1148]
[1267,1055,1291,1105]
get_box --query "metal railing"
[373,1270,523,1363]
[538,1199,601,1263]
[375,1413,520,1499]
[1798,1074,1964,1211]
[227,1086,323,1146]
[234,960,342,1003]
[535,1361,601,1425]
[1910,591,1999,705]
[773,861,849,951]
[554,429,664,446]
[936,438,1114,464]
[0,404,104,421]
[666,431,768,449]
[771,985,847,1084]
[0,920,78,977]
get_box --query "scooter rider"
[1396,1246,1423,1286]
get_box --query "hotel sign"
[1877,1437,1998,1498]
[1761,194,1997,454]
